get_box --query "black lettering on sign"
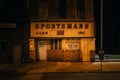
[36,31,39,34]
[67,24,72,29]
[35,24,39,29]
[36,31,48,35]
[42,32,44,34]
[52,24,55,29]
[45,32,48,34]
[56,24,61,29]
[34,23,91,29]
[41,24,45,29]
[79,24,83,29]
[73,24,78,29]
[46,24,50,29]
[78,31,85,34]
[62,24,65,29]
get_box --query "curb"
[0,70,119,74]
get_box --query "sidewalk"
[0,61,120,74]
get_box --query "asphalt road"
[0,72,120,80]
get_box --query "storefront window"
[55,39,57,49]
[51,40,53,49]
[51,39,62,50]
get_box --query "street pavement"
[0,61,120,80]
[0,61,120,74]
[0,72,120,80]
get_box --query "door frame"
[37,41,47,60]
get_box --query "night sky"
[95,0,120,49]
[1,0,120,49]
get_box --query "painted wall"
[29,39,36,61]
[81,38,95,61]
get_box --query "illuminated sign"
[30,22,94,37]
[34,23,89,29]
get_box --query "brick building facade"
[28,0,95,62]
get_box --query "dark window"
[77,0,85,19]
[58,0,66,19]
[51,40,53,49]
[51,39,62,50]
[55,39,57,49]
[59,39,62,49]
[48,0,58,19]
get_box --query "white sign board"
[30,22,95,37]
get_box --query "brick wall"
[47,50,64,61]
[47,50,82,62]
[64,50,82,61]
[90,50,95,62]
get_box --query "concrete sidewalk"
[0,61,120,73]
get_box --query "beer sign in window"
[67,43,79,50]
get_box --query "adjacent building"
[0,0,25,64]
